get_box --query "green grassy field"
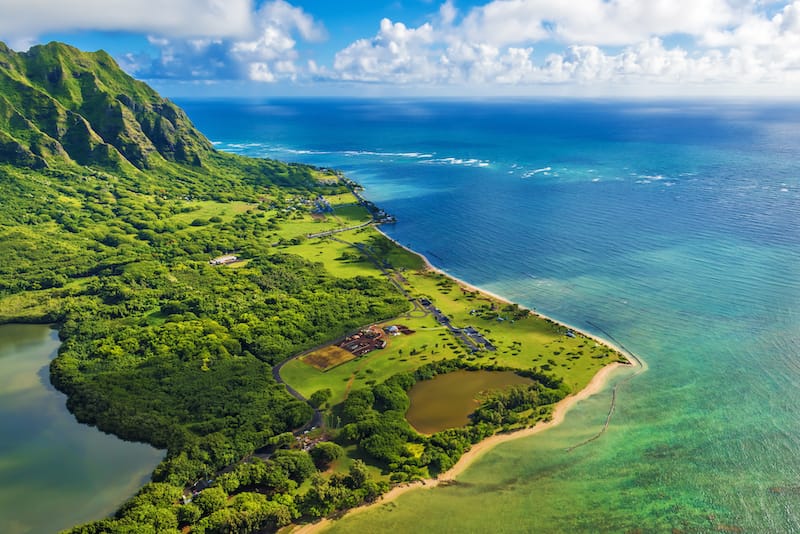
[273,195,621,404]
[169,200,256,225]
[280,230,381,279]
[331,204,372,225]
[280,315,455,406]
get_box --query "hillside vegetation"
[0,42,409,532]
[0,42,624,533]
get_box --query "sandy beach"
[292,360,630,534]
[378,228,642,367]
[289,227,643,534]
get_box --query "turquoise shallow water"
[183,99,800,531]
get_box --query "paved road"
[272,355,323,431]
[422,301,481,352]
[306,220,373,239]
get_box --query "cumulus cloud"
[324,0,800,93]
[332,18,436,83]
[702,1,800,74]
[124,0,324,83]
[460,0,742,47]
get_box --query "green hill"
[0,41,320,194]
[0,41,210,170]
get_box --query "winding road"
[272,349,325,432]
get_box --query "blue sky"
[2,0,800,98]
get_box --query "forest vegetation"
[0,42,623,533]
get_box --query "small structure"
[338,327,388,357]
[209,254,238,265]
[384,325,400,335]
[462,326,496,351]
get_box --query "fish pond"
[405,370,534,434]
[0,324,163,534]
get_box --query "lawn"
[269,202,372,242]
[331,204,372,225]
[280,315,457,406]
[280,231,382,279]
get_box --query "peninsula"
[0,41,632,533]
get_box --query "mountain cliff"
[0,41,212,170]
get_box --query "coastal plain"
[0,42,632,533]
[279,208,625,407]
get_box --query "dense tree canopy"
[0,41,582,533]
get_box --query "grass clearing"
[332,204,372,225]
[327,194,359,207]
[0,288,71,323]
[282,230,383,279]
[169,200,256,225]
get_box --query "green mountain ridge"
[0,41,211,170]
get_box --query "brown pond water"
[405,370,534,434]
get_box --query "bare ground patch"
[301,346,356,371]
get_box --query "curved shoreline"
[378,227,644,368]
[292,361,631,534]
[292,228,644,534]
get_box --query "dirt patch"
[301,346,356,371]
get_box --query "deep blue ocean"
[181,99,800,532]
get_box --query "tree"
[310,442,344,468]
[309,388,332,408]
[272,450,316,483]
[268,431,295,449]
[177,503,202,525]
[193,486,228,516]
[347,459,369,489]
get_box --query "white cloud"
[702,1,800,75]
[0,0,253,46]
[460,0,742,46]
[230,0,324,81]
[231,0,324,64]
[325,0,800,94]
[259,0,326,42]
[249,62,275,82]
[124,0,323,83]
[332,18,437,83]
[439,0,459,26]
